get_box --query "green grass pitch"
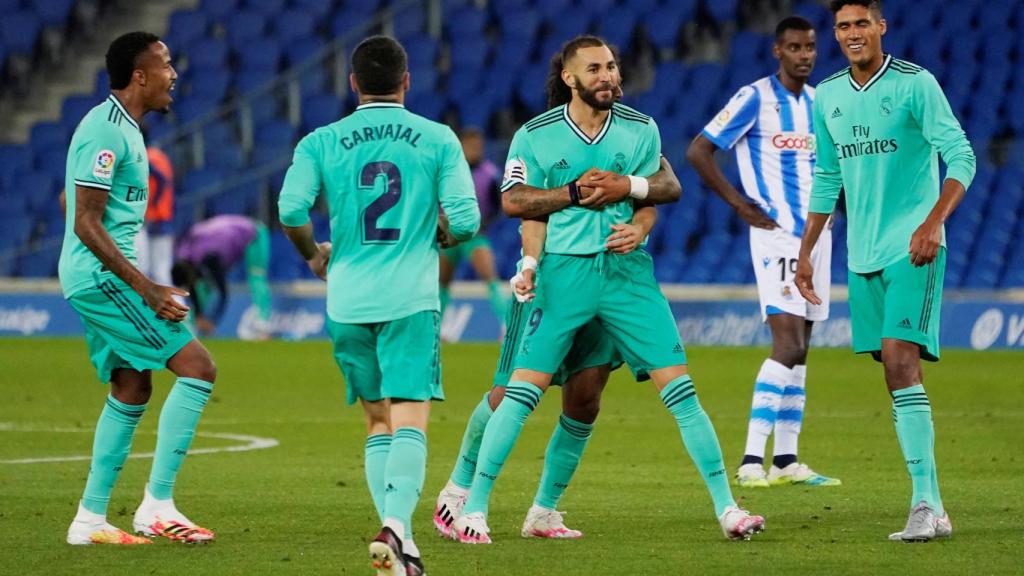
[1,338,1021,574]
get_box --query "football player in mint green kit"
[278,36,479,576]
[452,35,765,545]
[63,32,218,546]
[796,0,975,543]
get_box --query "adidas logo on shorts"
[898,318,912,329]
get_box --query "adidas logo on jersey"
[553,158,570,170]
[831,107,843,119]
[898,318,912,329]
[672,342,684,353]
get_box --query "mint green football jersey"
[809,55,976,273]
[278,102,480,323]
[59,95,150,298]
[500,103,661,255]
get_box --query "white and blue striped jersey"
[702,75,816,237]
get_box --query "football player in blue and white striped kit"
[687,16,840,488]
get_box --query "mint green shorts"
[68,275,195,383]
[514,251,686,375]
[848,248,945,362]
[327,310,443,405]
[493,299,627,387]
[442,234,492,264]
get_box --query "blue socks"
[82,395,147,515]
[661,375,736,516]
[148,378,213,500]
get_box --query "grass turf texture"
[1,338,1020,575]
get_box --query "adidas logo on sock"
[831,107,843,119]
[553,158,570,170]
[898,318,912,329]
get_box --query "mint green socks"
[450,392,494,489]
[534,414,593,509]
[892,384,942,514]
[464,381,543,516]
[383,427,428,531]
[82,395,147,514]
[365,434,392,521]
[660,375,736,516]
[148,378,213,500]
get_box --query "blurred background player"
[278,35,479,576]
[61,31,217,546]
[171,214,272,339]
[134,129,174,286]
[797,0,975,542]
[687,16,840,489]
[452,35,763,545]
[439,128,507,326]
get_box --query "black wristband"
[568,181,581,205]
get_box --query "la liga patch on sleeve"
[93,150,116,179]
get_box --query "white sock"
[383,518,405,540]
[445,479,469,498]
[774,364,807,459]
[74,501,106,524]
[404,537,420,558]
[743,359,791,460]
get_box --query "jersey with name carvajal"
[501,103,661,255]
[278,102,480,324]
[58,95,150,298]
[809,55,975,273]
[703,75,816,237]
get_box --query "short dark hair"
[106,31,160,90]
[829,0,883,18]
[351,35,407,96]
[775,16,814,42]
[544,35,613,109]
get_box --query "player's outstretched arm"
[795,211,831,305]
[74,185,189,321]
[686,134,777,229]
[606,203,658,254]
[577,156,682,208]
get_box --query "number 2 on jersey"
[360,161,402,244]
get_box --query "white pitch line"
[0,426,279,465]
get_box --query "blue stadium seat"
[446,6,487,39]
[498,11,540,43]
[300,93,343,134]
[598,7,638,51]
[188,37,229,68]
[706,0,740,24]
[255,120,296,147]
[246,0,286,16]
[181,167,226,197]
[188,67,231,102]
[274,10,315,44]
[206,144,246,170]
[226,11,267,47]
[238,38,282,73]
[393,5,427,38]
[34,0,74,28]
[449,37,489,68]
[199,0,238,22]
[285,36,326,66]
[30,121,69,154]
[166,9,208,48]
[0,11,41,54]
[14,171,57,213]
[17,246,60,278]
[291,0,333,19]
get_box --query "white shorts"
[749,225,831,322]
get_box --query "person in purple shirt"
[439,128,507,326]
[171,215,271,338]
